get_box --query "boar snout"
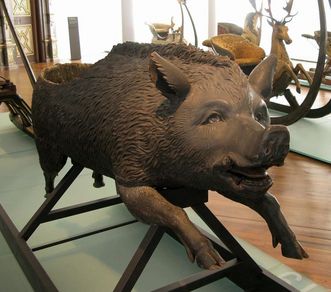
[260,125,290,167]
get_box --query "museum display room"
[0,0,330,291]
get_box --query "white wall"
[51,0,122,62]
[51,0,329,62]
[51,0,210,60]
[131,0,209,48]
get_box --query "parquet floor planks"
[207,153,331,288]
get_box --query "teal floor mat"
[0,113,328,291]
[269,109,331,164]
[288,114,331,164]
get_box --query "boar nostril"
[252,154,259,161]
[264,140,276,158]
[265,147,271,157]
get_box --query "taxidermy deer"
[266,0,312,98]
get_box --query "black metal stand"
[0,164,298,291]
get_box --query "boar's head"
[150,52,289,197]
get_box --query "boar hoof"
[44,187,53,198]
[93,180,105,188]
[92,172,105,188]
[195,241,225,270]
[281,239,309,259]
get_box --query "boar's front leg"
[222,191,308,259]
[117,184,224,269]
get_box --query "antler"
[264,0,297,26]
[249,0,263,13]
[258,0,263,14]
[283,0,293,12]
[282,0,297,24]
[264,0,276,26]
[249,0,257,11]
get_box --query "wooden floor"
[208,153,331,289]
[1,63,331,289]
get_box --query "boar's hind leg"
[223,192,308,259]
[35,139,67,196]
[117,184,225,270]
[92,171,105,188]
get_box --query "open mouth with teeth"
[224,166,273,193]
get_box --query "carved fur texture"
[32,42,308,266]
[32,42,247,188]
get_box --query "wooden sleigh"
[206,0,330,126]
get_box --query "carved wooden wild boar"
[32,42,307,269]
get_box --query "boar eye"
[255,112,264,122]
[254,106,269,126]
[205,113,223,124]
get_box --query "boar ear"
[248,54,277,100]
[149,51,190,99]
